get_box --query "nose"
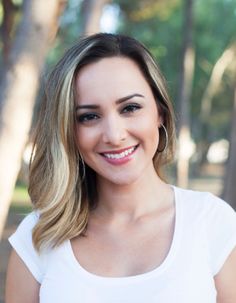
[102,114,127,146]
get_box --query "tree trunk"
[176,0,195,188]
[1,0,15,66]
[0,0,67,240]
[197,44,236,166]
[200,44,236,123]
[222,83,236,210]
[81,0,110,34]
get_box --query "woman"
[6,33,236,303]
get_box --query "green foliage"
[0,3,3,25]
[192,0,236,140]
[1,0,235,147]
[46,0,84,67]
[33,0,236,149]
[12,0,23,5]
[10,203,32,214]
[112,0,236,143]
[12,184,30,205]
[114,0,183,100]
[11,184,31,219]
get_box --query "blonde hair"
[29,33,176,251]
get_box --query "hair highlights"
[29,33,175,251]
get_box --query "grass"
[10,184,32,213]
[10,203,32,213]
[11,184,30,204]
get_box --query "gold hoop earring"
[157,123,168,153]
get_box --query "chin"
[100,170,145,187]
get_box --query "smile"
[100,145,139,163]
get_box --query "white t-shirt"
[9,186,236,303]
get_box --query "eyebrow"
[76,93,144,110]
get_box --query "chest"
[70,211,175,277]
[40,230,216,303]
[40,206,217,303]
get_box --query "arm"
[215,246,236,303]
[5,249,40,303]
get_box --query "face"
[74,56,163,186]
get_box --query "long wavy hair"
[29,33,176,251]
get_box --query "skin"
[75,56,163,189]
[5,56,236,302]
[73,56,175,277]
[5,250,40,303]
[215,247,236,303]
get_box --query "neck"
[93,165,172,222]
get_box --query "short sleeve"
[205,194,236,276]
[8,211,44,283]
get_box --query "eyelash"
[76,103,142,124]
[121,103,142,114]
[77,113,99,123]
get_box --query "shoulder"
[174,186,236,276]
[8,211,46,283]
[10,211,39,238]
[174,186,235,218]
[16,210,39,229]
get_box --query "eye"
[76,113,100,123]
[121,103,142,114]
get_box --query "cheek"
[137,115,159,150]
[136,113,158,137]
[75,126,98,154]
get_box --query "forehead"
[74,56,153,103]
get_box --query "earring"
[78,153,86,181]
[157,123,168,153]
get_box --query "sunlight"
[100,4,120,33]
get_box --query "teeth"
[103,146,135,159]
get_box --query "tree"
[81,0,111,34]
[222,82,236,210]
[47,0,112,66]
[0,0,67,240]
[0,0,23,78]
[176,0,195,188]
[200,44,236,125]
[197,44,236,165]
[1,0,16,66]
[114,0,236,166]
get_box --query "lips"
[100,144,139,160]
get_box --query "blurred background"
[0,0,236,300]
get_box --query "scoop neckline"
[65,185,182,284]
